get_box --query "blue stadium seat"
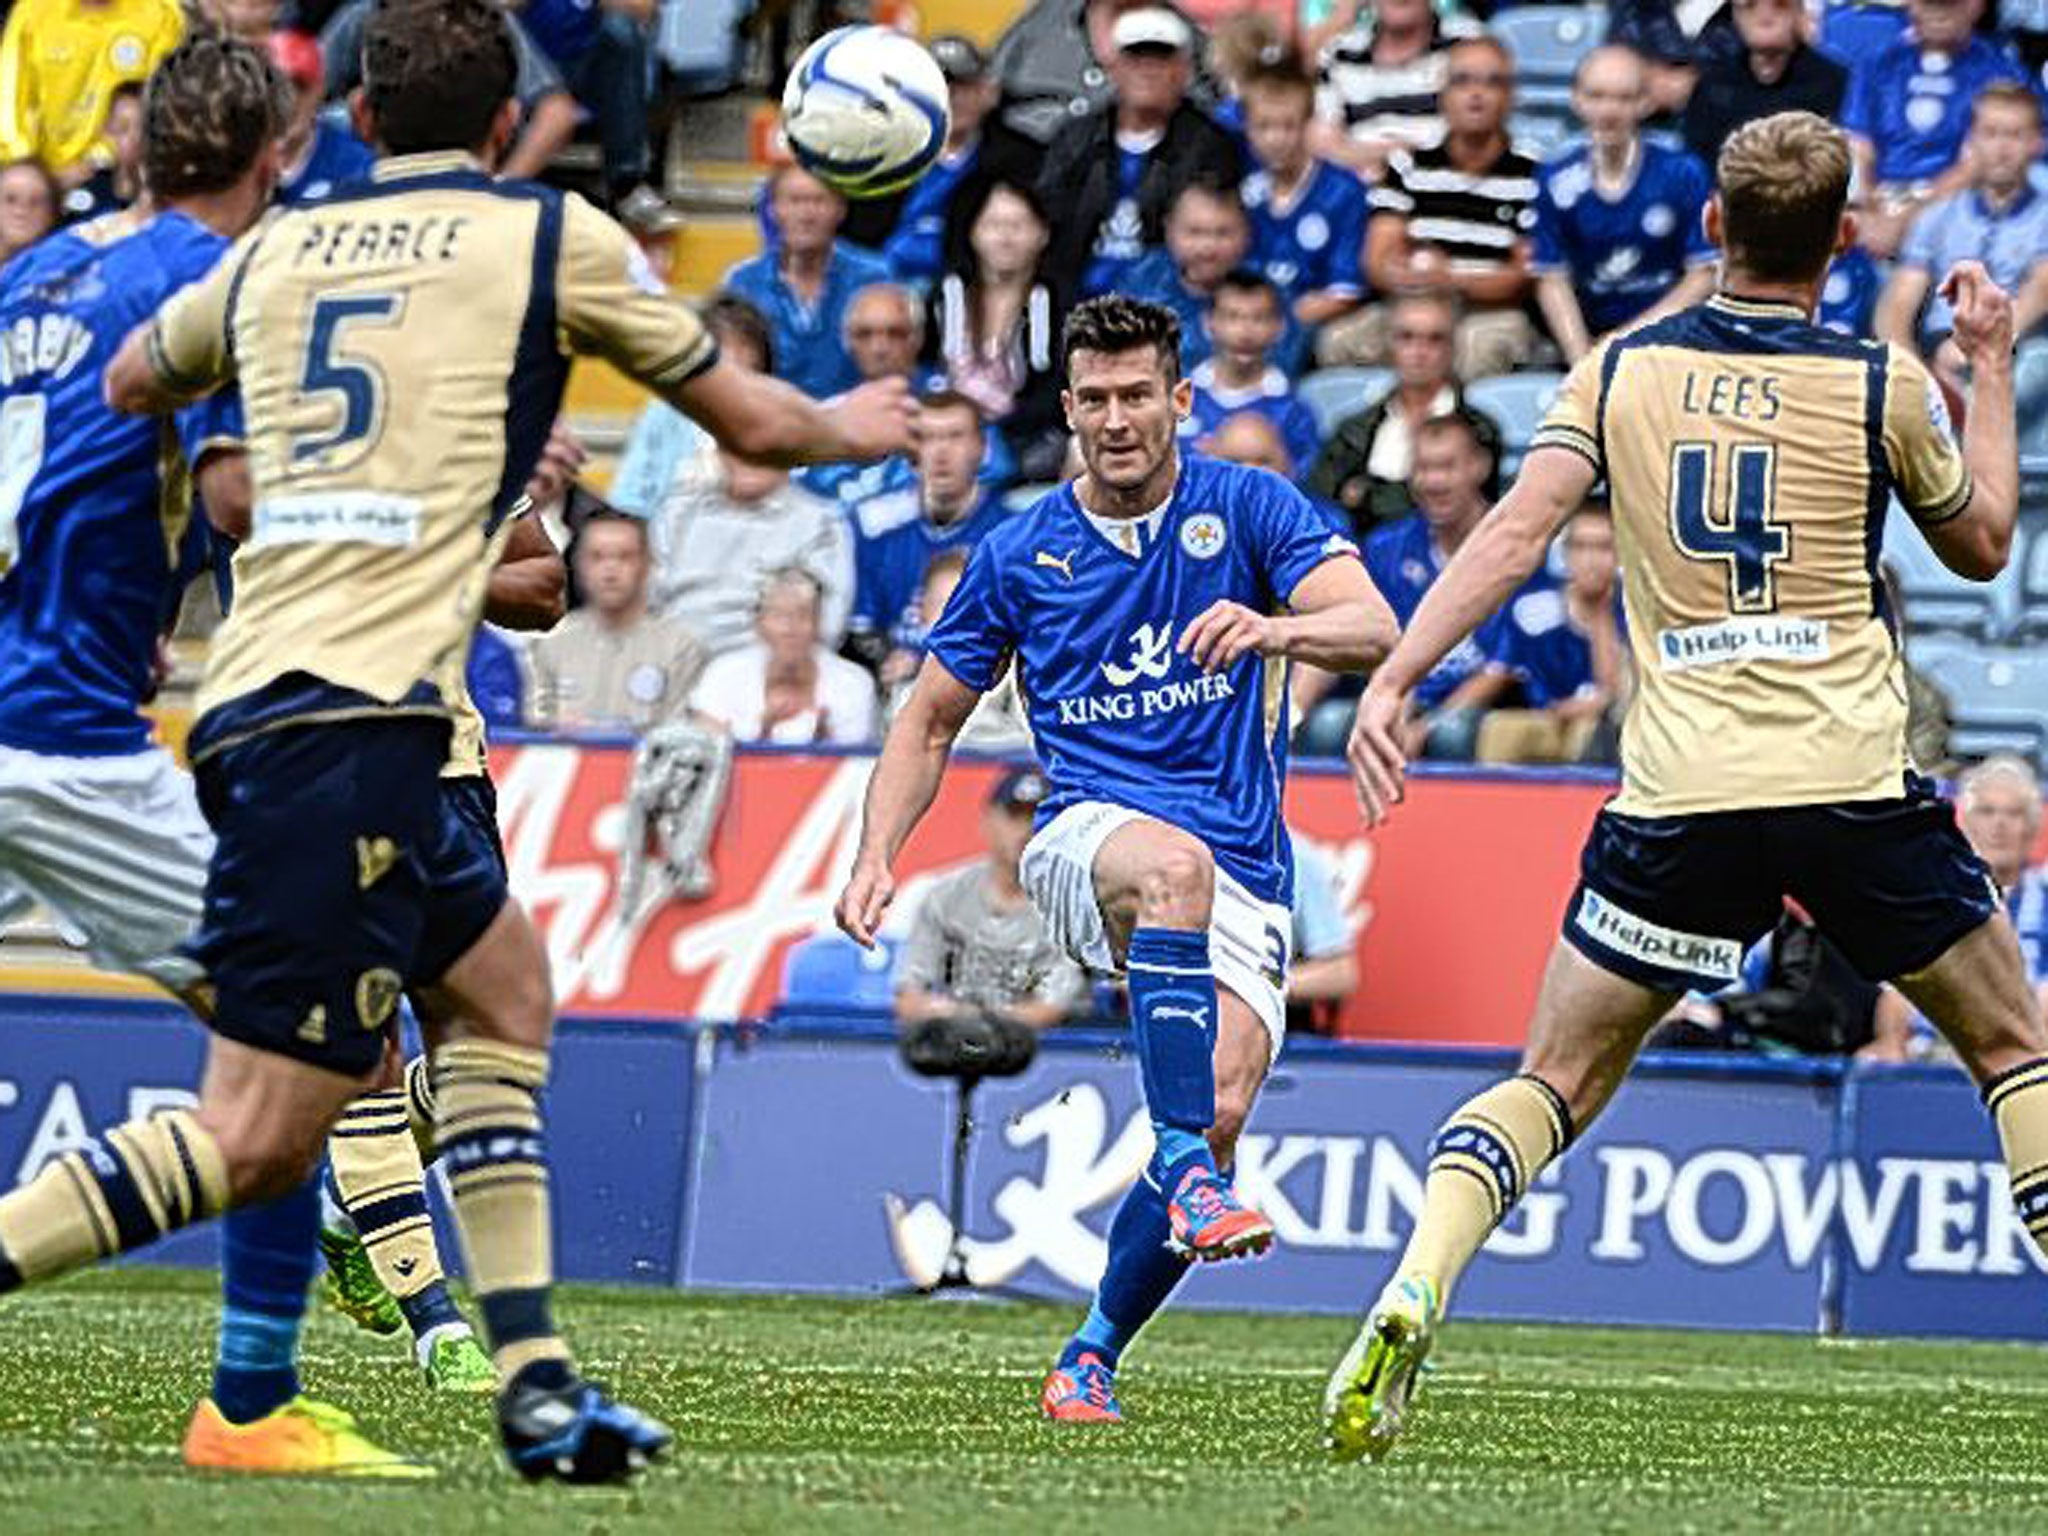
[1882,509,2022,641]
[1914,645,2048,763]
[776,932,901,1014]
[1464,371,1566,476]
[1511,110,1578,162]
[1298,367,1395,440]
[1490,6,1607,109]
[2020,520,2048,640]
[2016,337,2048,470]
[660,0,747,94]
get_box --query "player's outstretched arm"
[835,657,984,948]
[1919,261,2018,581]
[1348,446,1597,823]
[668,357,915,469]
[1179,557,1398,677]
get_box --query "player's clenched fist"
[1941,260,2014,368]
[835,855,897,949]
[837,377,918,461]
[1178,600,1281,673]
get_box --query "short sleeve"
[557,195,719,391]
[1530,170,1565,273]
[1679,156,1715,263]
[1882,344,1971,525]
[1369,153,1414,215]
[1526,345,1606,474]
[1897,198,1941,271]
[146,235,252,401]
[1250,470,1362,603]
[175,386,244,468]
[922,536,1019,692]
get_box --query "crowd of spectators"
[4,0,2043,775]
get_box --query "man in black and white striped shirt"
[1321,34,1539,378]
[1311,0,1480,180]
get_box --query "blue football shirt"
[1532,137,1714,335]
[0,210,238,755]
[1181,362,1322,479]
[849,486,1009,650]
[1363,513,1514,710]
[1817,247,1881,336]
[881,145,982,285]
[279,118,375,207]
[925,455,1359,904]
[1842,36,2031,185]
[1243,159,1368,303]
[723,241,894,400]
[1491,582,1628,707]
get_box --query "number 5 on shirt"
[294,293,403,468]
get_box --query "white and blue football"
[780,26,951,199]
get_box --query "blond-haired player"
[1323,110,2046,1461]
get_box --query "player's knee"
[1136,842,1214,927]
[206,1117,325,1206]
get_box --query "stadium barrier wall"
[486,737,1618,1048]
[2,997,2041,1341]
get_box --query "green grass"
[3,1269,2046,1534]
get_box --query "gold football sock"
[327,1089,445,1301]
[1397,1074,1573,1308]
[433,1040,572,1381]
[403,1054,437,1165]
[1986,1058,2048,1262]
[0,1109,228,1289]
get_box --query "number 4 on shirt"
[1668,440,1787,613]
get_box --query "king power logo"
[882,1080,2048,1291]
[1100,621,1175,688]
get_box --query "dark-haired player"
[1325,110,2046,1461]
[836,295,1396,1423]
[0,35,434,1477]
[0,0,911,1486]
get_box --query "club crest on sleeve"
[1180,513,1226,560]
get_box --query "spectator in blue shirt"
[1286,827,1358,1035]
[1533,47,1718,364]
[268,30,371,207]
[848,391,1008,685]
[518,0,664,221]
[1477,504,1629,765]
[1843,0,2031,256]
[1818,244,1883,336]
[1237,51,1368,348]
[725,165,894,401]
[795,283,926,511]
[1360,411,1517,759]
[1875,84,2048,369]
[1181,270,1320,476]
[1123,177,1255,373]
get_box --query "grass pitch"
[3,1269,2045,1534]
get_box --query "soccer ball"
[780,26,951,199]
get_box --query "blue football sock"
[213,1173,320,1424]
[1062,1166,1187,1371]
[1125,926,1219,1179]
[398,1279,464,1340]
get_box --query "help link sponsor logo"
[1658,616,1828,672]
[1573,889,1742,983]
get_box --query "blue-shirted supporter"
[1533,48,1718,364]
[1876,84,2048,364]
[1123,178,1261,375]
[1359,412,1520,758]
[725,164,894,400]
[1237,51,1368,356]
[1286,827,1358,1035]
[1842,0,2032,256]
[1180,270,1319,475]
[1477,505,1630,765]
[515,0,661,218]
[848,390,1007,679]
[269,30,372,207]
[1818,245,1883,335]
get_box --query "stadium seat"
[2016,337,2048,470]
[1298,367,1394,440]
[660,0,747,95]
[1465,371,1566,476]
[1914,645,2048,763]
[1489,6,1607,110]
[1882,509,2022,640]
[776,932,901,1014]
[1511,109,1578,161]
[2019,520,2048,640]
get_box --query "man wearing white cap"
[1036,5,1246,298]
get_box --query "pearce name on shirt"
[290,213,471,268]
[1679,369,1782,422]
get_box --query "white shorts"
[0,742,213,993]
[1020,800,1292,1057]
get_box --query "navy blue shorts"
[1563,775,2001,994]
[412,773,510,986]
[187,717,507,1075]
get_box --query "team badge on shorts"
[356,967,403,1031]
[1180,513,1226,560]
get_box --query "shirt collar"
[370,149,485,183]
[1972,183,2037,221]
[1708,292,1809,321]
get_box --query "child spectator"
[1183,270,1320,475]
[1123,177,1257,372]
